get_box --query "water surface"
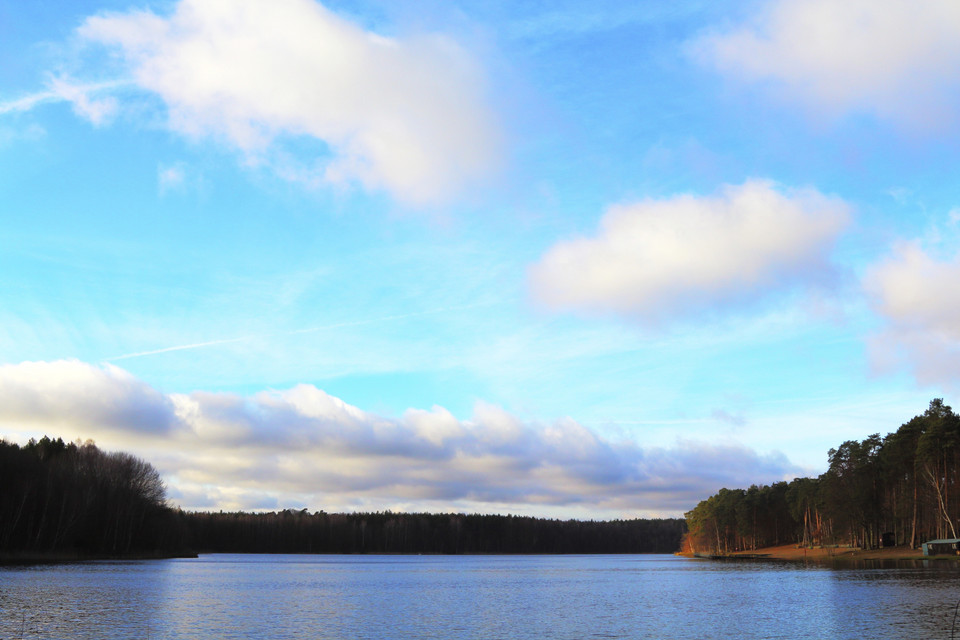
[2,554,960,639]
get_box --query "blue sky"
[2,0,960,517]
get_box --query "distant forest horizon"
[0,436,683,559]
[8,399,953,560]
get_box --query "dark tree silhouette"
[0,437,186,558]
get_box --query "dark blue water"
[2,554,960,639]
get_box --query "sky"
[2,0,960,519]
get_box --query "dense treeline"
[684,399,960,554]
[182,510,685,554]
[1,435,684,557]
[0,437,185,557]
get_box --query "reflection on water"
[2,554,960,639]
[0,560,171,639]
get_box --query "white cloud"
[865,242,960,388]
[77,0,501,205]
[711,408,746,428]
[529,180,850,322]
[0,123,46,147]
[691,0,960,129]
[158,162,186,194]
[0,360,801,517]
[0,78,121,124]
[0,91,57,116]
[46,76,118,126]
[0,360,176,434]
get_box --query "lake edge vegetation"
[683,399,960,555]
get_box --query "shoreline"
[0,550,198,566]
[679,543,960,564]
[1,550,680,565]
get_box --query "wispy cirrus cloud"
[0,78,122,125]
[0,360,802,517]
[157,162,187,194]
[529,180,850,324]
[71,0,502,206]
[103,303,491,363]
[690,0,960,130]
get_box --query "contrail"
[105,336,257,362]
[103,303,492,363]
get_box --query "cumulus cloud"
[690,0,960,129]
[529,180,850,322]
[0,360,801,517]
[77,0,501,205]
[0,360,176,434]
[865,242,960,388]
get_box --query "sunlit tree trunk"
[923,460,957,539]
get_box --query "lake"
[2,554,960,639]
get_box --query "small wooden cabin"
[922,539,960,556]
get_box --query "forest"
[183,510,684,554]
[0,436,185,558]
[683,399,960,555]
[0,436,684,559]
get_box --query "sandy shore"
[680,544,957,563]
[735,544,922,561]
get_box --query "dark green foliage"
[684,399,960,554]
[180,510,686,554]
[0,437,185,557]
